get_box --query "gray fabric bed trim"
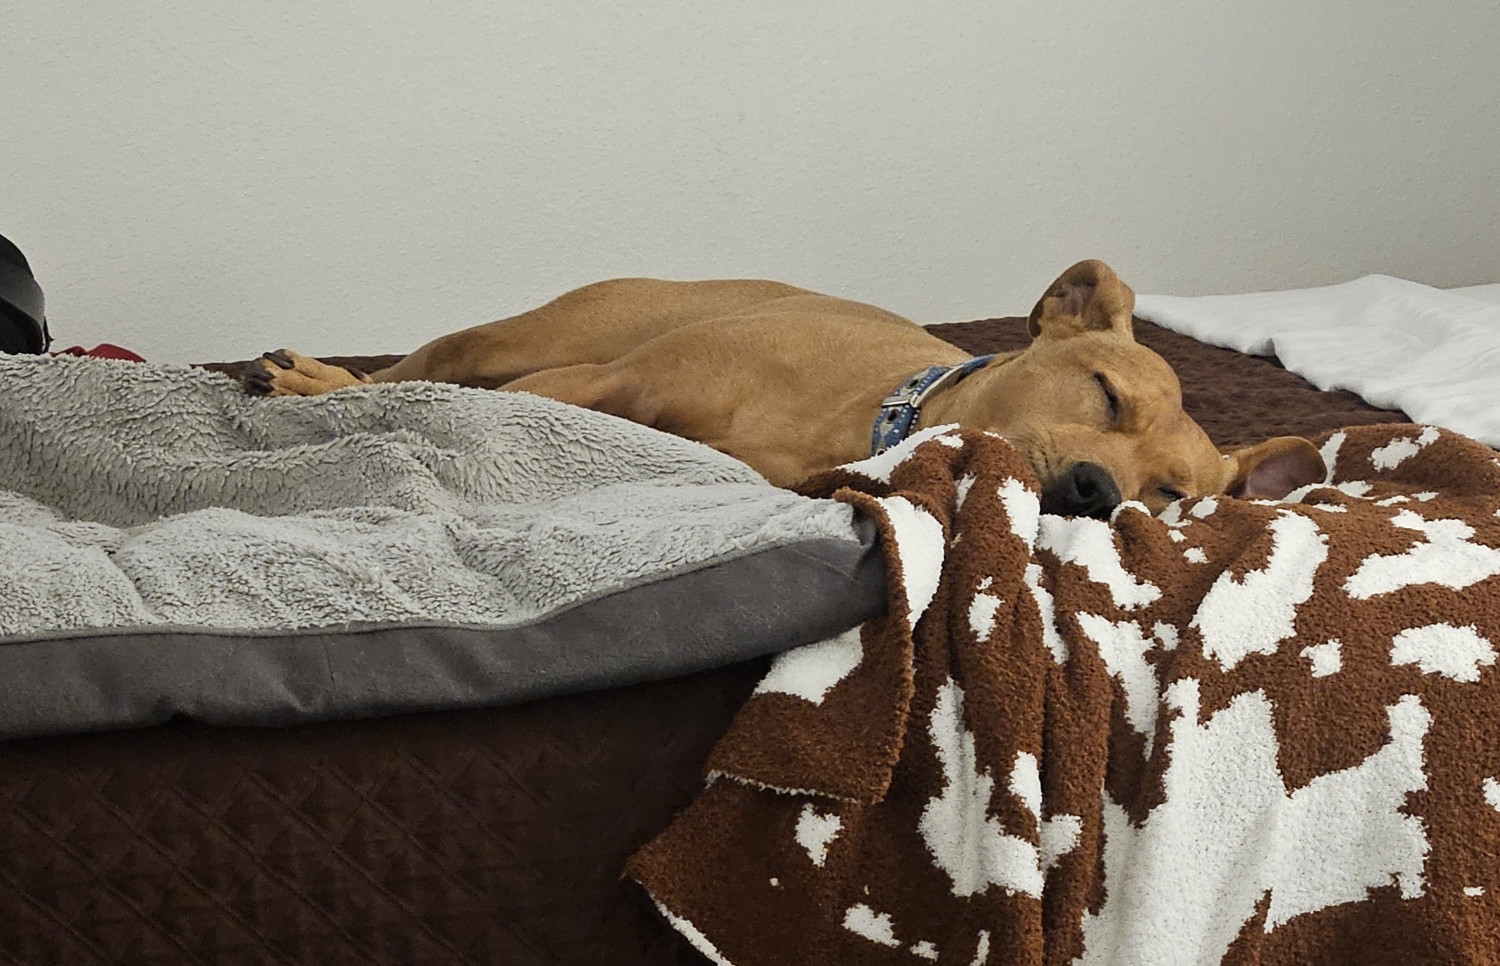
[0,532,884,740]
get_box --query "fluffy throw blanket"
[630,422,1500,965]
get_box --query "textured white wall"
[2,0,1497,362]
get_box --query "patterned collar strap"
[870,354,996,456]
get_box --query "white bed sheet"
[1135,275,1500,447]
[1449,283,1500,305]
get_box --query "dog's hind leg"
[500,363,638,419]
[244,277,811,398]
[362,277,813,390]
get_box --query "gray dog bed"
[0,355,884,738]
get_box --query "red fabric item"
[52,343,146,362]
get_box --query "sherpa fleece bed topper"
[0,354,883,739]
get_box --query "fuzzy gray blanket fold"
[0,354,876,738]
[630,423,1500,965]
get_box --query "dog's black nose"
[1041,462,1121,519]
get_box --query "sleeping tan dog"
[244,259,1325,517]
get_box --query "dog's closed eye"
[1158,484,1186,502]
[1094,373,1120,422]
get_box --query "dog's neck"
[905,351,1022,435]
[870,355,998,455]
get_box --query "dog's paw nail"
[262,350,294,369]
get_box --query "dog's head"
[952,260,1324,517]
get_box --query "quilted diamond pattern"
[0,662,762,965]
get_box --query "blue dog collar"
[870,354,996,456]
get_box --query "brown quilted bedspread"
[0,319,1415,965]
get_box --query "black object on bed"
[0,233,48,354]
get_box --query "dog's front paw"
[243,349,369,397]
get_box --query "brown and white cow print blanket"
[628,422,1500,965]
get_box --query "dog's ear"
[1220,436,1326,500]
[1027,259,1135,339]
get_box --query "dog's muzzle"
[1040,462,1121,519]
